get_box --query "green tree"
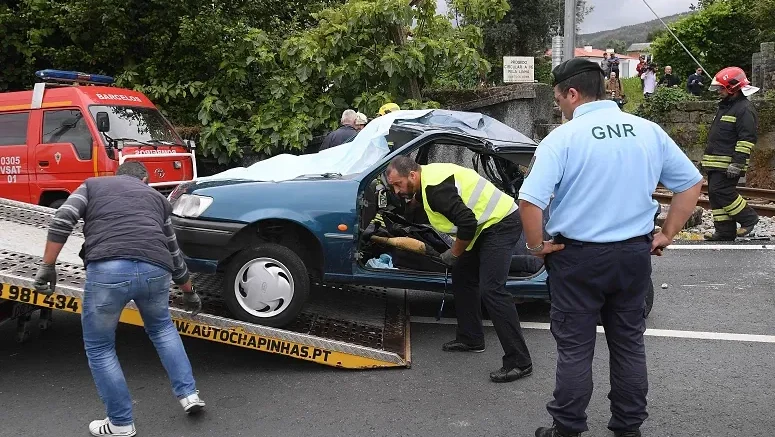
[603,39,628,55]
[650,0,760,79]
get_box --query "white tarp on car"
[195,109,535,183]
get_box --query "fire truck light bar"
[35,69,115,85]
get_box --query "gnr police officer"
[518,58,703,437]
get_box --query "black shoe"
[489,364,533,382]
[703,231,736,241]
[441,340,485,353]
[535,424,581,437]
[614,431,642,437]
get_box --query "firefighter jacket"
[701,93,758,173]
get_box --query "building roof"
[544,47,637,60]
[626,42,652,52]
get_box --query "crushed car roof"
[195,109,538,183]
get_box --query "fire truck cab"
[0,69,197,207]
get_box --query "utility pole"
[563,0,576,62]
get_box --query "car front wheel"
[223,243,310,328]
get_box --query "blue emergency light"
[35,69,115,85]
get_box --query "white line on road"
[411,317,775,343]
[669,244,775,250]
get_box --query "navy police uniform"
[519,59,703,435]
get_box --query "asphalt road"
[2,248,775,437]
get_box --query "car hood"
[192,109,536,184]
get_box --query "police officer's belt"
[554,234,652,246]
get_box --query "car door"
[34,108,97,200]
[0,111,32,203]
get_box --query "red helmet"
[709,67,750,93]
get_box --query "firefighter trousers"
[707,171,759,237]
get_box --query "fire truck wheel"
[48,199,66,209]
[223,243,310,328]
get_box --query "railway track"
[654,184,775,217]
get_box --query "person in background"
[33,162,205,437]
[687,67,706,96]
[636,56,647,89]
[641,63,657,97]
[319,109,358,151]
[601,52,610,78]
[606,71,625,109]
[354,112,368,131]
[377,102,401,117]
[658,65,680,88]
[607,53,620,77]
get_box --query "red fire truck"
[0,69,197,207]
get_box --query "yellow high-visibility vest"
[420,163,517,251]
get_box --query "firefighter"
[377,102,400,116]
[519,58,703,437]
[385,156,533,383]
[702,67,760,240]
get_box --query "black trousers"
[707,170,759,237]
[451,211,532,369]
[545,235,651,434]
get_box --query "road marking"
[411,317,775,343]
[669,244,775,250]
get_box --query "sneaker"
[535,424,581,437]
[614,431,642,437]
[489,364,533,382]
[89,418,136,437]
[179,390,206,414]
[441,340,485,353]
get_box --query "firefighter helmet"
[709,67,750,93]
[378,103,400,116]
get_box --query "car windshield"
[88,105,181,145]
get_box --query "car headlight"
[171,194,213,218]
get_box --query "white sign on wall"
[503,56,535,83]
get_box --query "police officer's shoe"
[614,431,642,437]
[489,364,533,382]
[441,340,485,353]
[535,424,581,437]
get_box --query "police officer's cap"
[551,58,604,86]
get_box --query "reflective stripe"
[465,177,488,210]
[478,189,505,224]
[702,154,732,162]
[720,115,736,122]
[735,140,754,155]
[712,208,731,222]
[724,195,747,216]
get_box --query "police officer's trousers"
[545,235,651,434]
[707,170,759,237]
[451,211,533,369]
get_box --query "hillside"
[579,12,693,49]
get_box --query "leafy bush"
[633,86,697,122]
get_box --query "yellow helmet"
[378,103,400,116]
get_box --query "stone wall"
[424,83,555,141]
[752,42,775,94]
[660,99,775,188]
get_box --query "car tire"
[223,243,310,328]
[48,199,65,209]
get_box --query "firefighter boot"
[736,216,759,238]
[704,220,736,241]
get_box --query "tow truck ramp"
[0,197,411,369]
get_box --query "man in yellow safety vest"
[386,156,533,382]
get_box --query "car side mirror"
[96,112,110,132]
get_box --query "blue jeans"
[82,259,197,426]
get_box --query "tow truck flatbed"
[0,197,411,369]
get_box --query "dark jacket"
[701,93,758,173]
[687,73,705,95]
[658,74,680,88]
[47,175,190,284]
[319,125,358,151]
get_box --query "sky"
[435,0,695,34]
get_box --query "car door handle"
[39,161,49,167]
